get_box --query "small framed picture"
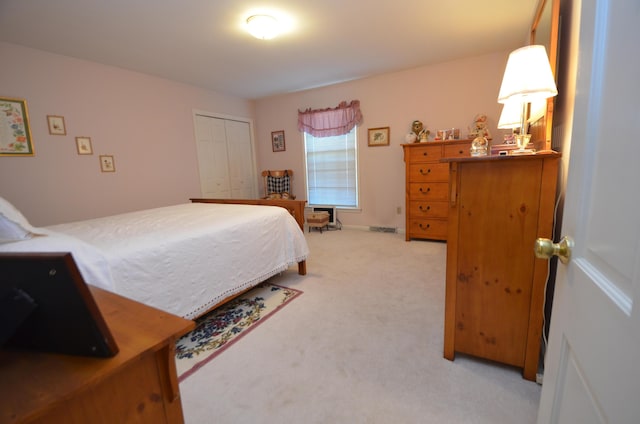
[75,136,93,155]
[368,127,390,147]
[47,115,66,135]
[99,155,115,172]
[271,130,286,152]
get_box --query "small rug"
[175,282,302,381]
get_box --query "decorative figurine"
[407,120,430,143]
[467,114,491,140]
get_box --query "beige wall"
[253,51,513,229]
[0,42,254,226]
[1,42,513,230]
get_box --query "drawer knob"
[419,205,431,211]
[419,187,431,193]
[458,150,463,154]
[423,152,428,156]
[420,168,432,175]
[419,223,431,230]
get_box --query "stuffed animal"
[468,114,491,139]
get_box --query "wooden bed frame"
[188,198,308,317]
[189,198,307,276]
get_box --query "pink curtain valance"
[297,100,363,137]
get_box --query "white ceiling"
[0,0,539,100]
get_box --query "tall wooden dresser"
[402,140,472,241]
[442,152,560,381]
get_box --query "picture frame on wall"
[99,155,115,172]
[0,96,34,156]
[75,136,93,155]
[271,130,286,152]
[368,127,390,147]
[47,115,67,135]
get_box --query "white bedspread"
[28,203,308,319]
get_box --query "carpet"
[175,282,303,381]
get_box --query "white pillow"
[0,213,33,242]
[0,196,45,243]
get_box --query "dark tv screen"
[0,252,118,358]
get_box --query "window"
[304,127,358,208]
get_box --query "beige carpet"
[179,228,541,423]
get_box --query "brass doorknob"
[534,236,574,264]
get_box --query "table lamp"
[497,45,558,154]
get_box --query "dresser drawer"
[408,182,448,201]
[408,163,449,182]
[409,200,449,218]
[443,142,471,158]
[407,144,442,162]
[407,218,448,240]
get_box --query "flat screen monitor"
[0,252,119,357]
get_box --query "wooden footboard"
[189,198,307,277]
[190,198,306,232]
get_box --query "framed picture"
[368,127,390,147]
[99,155,115,172]
[47,115,67,135]
[75,136,93,155]
[271,130,286,152]
[0,97,34,156]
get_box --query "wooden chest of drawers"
[402,140,472,241]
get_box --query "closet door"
[225,119,256,198]
[194,115,231,198]
[194,114,257,199]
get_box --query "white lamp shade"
[246,15,280,40]
[497,45,558,103]
[498,102,523,129]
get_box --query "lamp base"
[511,134,535,155]
[510,149,536,155]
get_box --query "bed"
[0,197,309,319]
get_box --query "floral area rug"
[175,282,302,381]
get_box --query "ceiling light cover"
[246,15,280,40]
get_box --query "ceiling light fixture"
[246,14,280,40]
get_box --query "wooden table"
[1,287,195,424]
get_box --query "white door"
[194,114,257,199]
[537,1,640,423]
[194,115,231,198]
[225,119,257,198]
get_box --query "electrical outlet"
[396,206,402,214]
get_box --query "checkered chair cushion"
[267,174,291,194]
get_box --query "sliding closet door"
[194,115,231,198]
[225,119,256,198]
[194,114,257,199]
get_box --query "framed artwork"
[0,96,34,156]
[271,130,286,152]
[99,155,115,172]
[75,136,93,155]
[368,127,390,146]
[47,115,67,135]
